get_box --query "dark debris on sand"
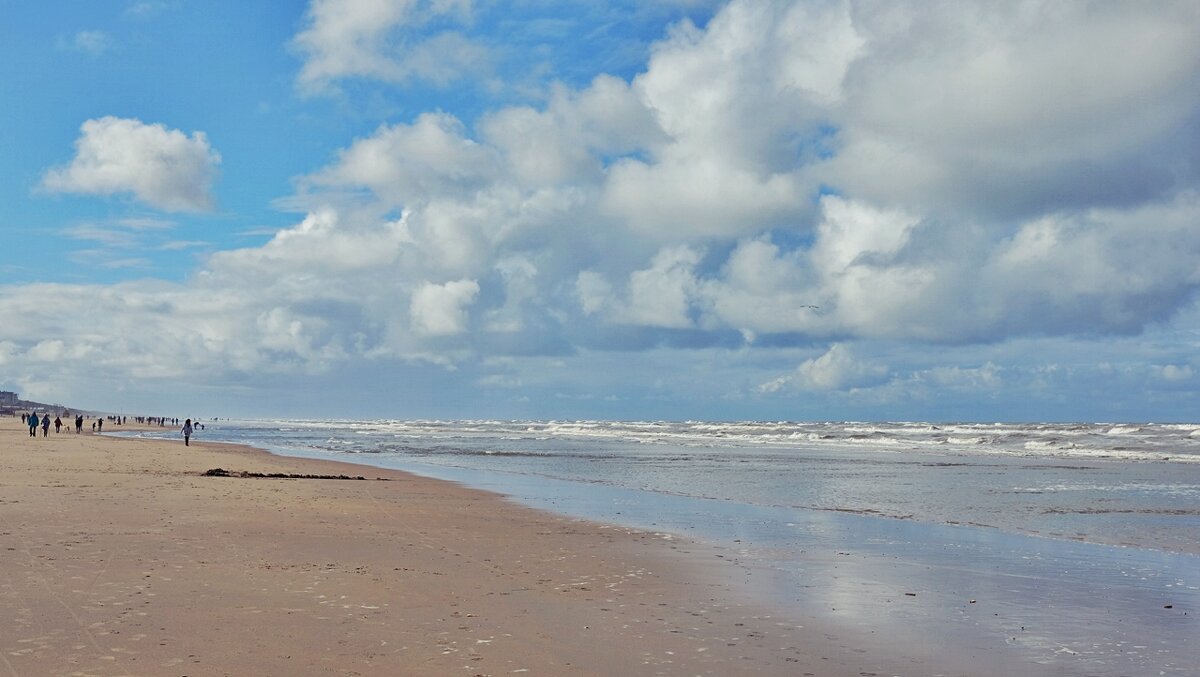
[202,468,388,481]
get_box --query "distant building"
[0,391,17,406]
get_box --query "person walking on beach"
[54,416,62,433]
[41,415,50,437]
[75,414,83,433]
[28,413,38,437]
[97,418,103,433]
[182,419,193,446]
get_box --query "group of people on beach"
[21,412,86,437]
[20,412,202,446]
[131,416,185,427]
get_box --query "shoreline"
[0,416,952,676]
[159,417,1200,557]
[44,417,1200,675]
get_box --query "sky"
[1,0,1199,422]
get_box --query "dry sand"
[0,415,920,676]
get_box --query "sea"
[117,419,1200,675]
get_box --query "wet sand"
[0,416,943,676]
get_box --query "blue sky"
[1,0,1199,422]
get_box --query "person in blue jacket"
[28,412,38,437]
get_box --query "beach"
[174,418,1195,676]
[0,416,951,677]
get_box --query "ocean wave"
[1105,425,1142,435]
[1024,440,1077,451]
[946,436,990,445]
[847,435,906,446]
[1016,482,1200,497]
[218,418,1200,465]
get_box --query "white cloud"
[920,362,1003,390]
[6,0,1200,419]
[700,238,820,334]
[305,113,498,205]
[225,209,404,271]
[63,30,113,56]
[480,75,664,187]
[124,2,180,19]
[66,223,139,247]
[599,0,861,240]
[42,116,220,212]
[576,271,613,317]
[276,0,1200,352]
[410,279,480,336]
[292,0,484,91]
[810,196,918,275]
[485,256,540,333]
[616,246,701,328]
[694,191,1200,343]
[602,158,808,240]
[758,344,888,393]
[975,193,1200,337]
[209,0,1200,363]
[830,0,1200,217]
[118,217,175,230]
[1158,364,1194,382]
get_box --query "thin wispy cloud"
[64,223,139,247]
[123,1,180,20]
[158,240,207,251]
[60,30,114,56]
[118,217,176,231]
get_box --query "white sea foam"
[1105,425,1142,435]
[220,417,1200,464]
[1025,440,1076,450]
[116,417,1200,558]
[946,436,990,445]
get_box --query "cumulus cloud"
[115,1,1200,347]
[600,0,861,240]
[614,246,702,328]
[829,1,1200,218]
[42,116,220,212]
[479,75,665,188]
[1158,364,1194,382]
[411,279,480,336]
[699,238,820,335]
[7,0,1200,418]
[758,344,889,393]
[282,0,1200,355]
[693,191,1200,344]
[292,0,484,90]
[305,113,500,205]
[576,271,613,317]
